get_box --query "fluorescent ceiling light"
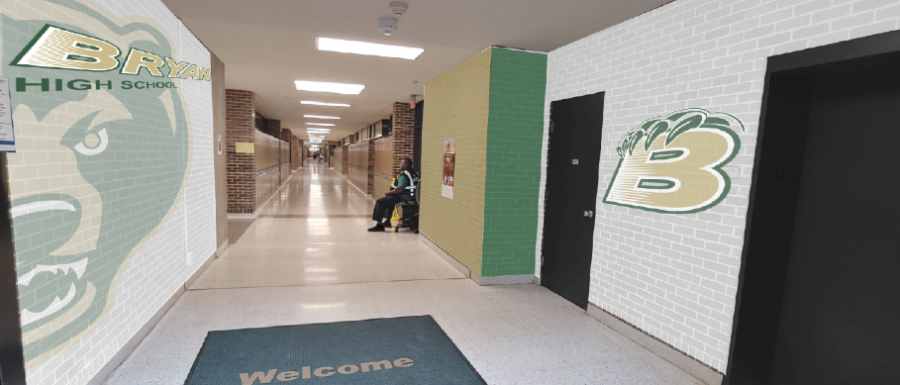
[304,115,340,120]
[301,101,351,107]
[307,131,331,134]
[307,123,335,126]
[295,80,365,95]
[317,37,424,60]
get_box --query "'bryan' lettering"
[11,24,210,81]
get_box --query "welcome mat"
[184,316,486,385]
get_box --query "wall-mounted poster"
[442,139,455,199]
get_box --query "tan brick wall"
[420,49,492,274]
[226,89,255,213]
[392,102,415,174]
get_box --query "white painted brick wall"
[3,1,216,384]
[538,0,900,372]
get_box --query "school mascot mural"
[2,0,200,367]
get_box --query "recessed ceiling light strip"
[300,101,351,107]
[295,80,365,95]
[317,37,424,60]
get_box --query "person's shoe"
[383,222,392,228]
[367,224,385,232]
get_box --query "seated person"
[368,158,419,232]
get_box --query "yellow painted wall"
[420,49,492,274]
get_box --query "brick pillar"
[367,141,375,195]
[392,102,415,175]
[341,145,349,175]
[226,89,256,214]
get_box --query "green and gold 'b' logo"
[603,108,744,213]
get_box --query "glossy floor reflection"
[192,162,466,289]
[106,163,703,385]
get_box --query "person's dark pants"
[372,195,405,223]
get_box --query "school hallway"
[104,163,702,385]
[7,1,900,384]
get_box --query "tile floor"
[106,162,703,385]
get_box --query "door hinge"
[541,256,545,266]
[549,121,554,133]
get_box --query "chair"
[394,181,420,233]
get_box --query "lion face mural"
[3,0,199,367]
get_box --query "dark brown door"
[540,92,605,309]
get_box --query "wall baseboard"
[347,179,374,202]
[91,250,217,385]
[227,174,294,220]
[472,272,534,286]
[185,249,218,290]
[419,234,534,286]
[533,276,541,285]
[215,239,229,259]
[420,234,471,278]
[586,304,723,385]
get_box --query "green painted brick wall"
[480,48,547,277]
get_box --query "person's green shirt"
[396,174,411,196]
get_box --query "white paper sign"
[0,77,16,153]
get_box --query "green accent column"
[480,48,547,277]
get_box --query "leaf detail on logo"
[701,116,731,130]
[665,113,704,147]
[618,129,644,157]
[644,121,669,151]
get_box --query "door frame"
[0,154,26,385]
[724,30,900,385]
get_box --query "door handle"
[584,210,594,218]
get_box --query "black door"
[766,68,900,384]
[540,92,604,309]
[414,101,424,172]
[0,154,26,385]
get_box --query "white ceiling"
[162,0,673,141]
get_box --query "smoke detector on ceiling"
[390,2,408,16]
[379,17,398,36]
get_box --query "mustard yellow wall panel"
[420,49,492,274]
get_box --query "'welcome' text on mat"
[184,316,486,385]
